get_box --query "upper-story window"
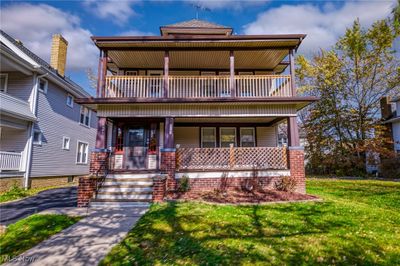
[80,106,91,127]
[33,130,42,145]
[38,78,48,93]
[0,74,8,92]
[66,94,74,108]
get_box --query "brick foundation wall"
[77,176,97,207]
[153,174,167,202]
[186,176,282,192]
[160,151,177,191]
[89,151,109,175]
[288,148,306,194]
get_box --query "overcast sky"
[0,0,396,91]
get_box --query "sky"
[0,0,397,94]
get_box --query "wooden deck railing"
[0,151,23,171]
[176,146,288,171]
[104,75,292,98]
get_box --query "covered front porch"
[97,116,296,173]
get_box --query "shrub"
[380,157,400,179]
[177,175,190,192]
[275,176,297,192]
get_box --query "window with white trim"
[0,74,8,92]
[33,130,42,145]
[201,127,216,148]
[62,136,70,150]
[38,78,48,93]
[80,106,90,127]
[76,141,88,164]
[220,127,236,147]
[240,128,255,147]
[66,94,74,108]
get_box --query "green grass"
[101,179,400,266]
[0,214,80,263]
[0,184,75,203]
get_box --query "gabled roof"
[164,19,230,29]
[0,30,91,97]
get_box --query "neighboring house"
[382,96,400,154]
[76,20,317,207]
[0,30,97,191]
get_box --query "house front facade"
[0,30,97,191]
[76,20,317,207]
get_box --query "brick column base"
[89,150,108,175]
[160,150,176,191]
[77,176,97,207]
[288,147,306,194]
[153,174,167,202]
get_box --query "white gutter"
[23,72,48,189]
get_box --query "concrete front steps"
[89,173,155,208]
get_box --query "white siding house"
[0,30,97,189]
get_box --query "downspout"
[23,72,48,189]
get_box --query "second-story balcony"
[104,75,293,99]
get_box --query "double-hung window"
[38,78,48,93]
[80,106,90,127]
[33,130,42,145]
[201,127,216,148]
[66,94,74,108]
[240,128,255,147]
[76,141,88,164]
[62,136,70,150]
[220,127,236,147]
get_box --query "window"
[240,128,255,147]
[76,141,88,164]
[66,94,74,108]
[62,136,70,150]
[201,127,216,148]
[0,74,8,92]
[80,106,90,127]
[220,127,236,147]
[125,70,138,76]
[38,78,48,93]
[33,130,42,145]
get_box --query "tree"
[297,18,400,176]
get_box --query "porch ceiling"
[107,50,288,71]
[175,117,278,124]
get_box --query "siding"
[0,127,28,153]
[257,127,277,147]
[30,79,97,177]
[174,127,199,148]
[3,72,33,102]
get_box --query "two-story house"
[76,20,317,207]
[382,96,400,154]
[0,30,97,191]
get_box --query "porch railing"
[104,75,292,99]
[176,146,288,171]
[0,151,23,171]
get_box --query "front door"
[124,126,147,169]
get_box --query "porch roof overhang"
[92,34,306,73]
[76,97,317,118]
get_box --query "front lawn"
[101,179,400,265]
[0,214,80,263]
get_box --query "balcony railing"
[0,151,23,171]
[176,146,288,171]
[104,75,293,99]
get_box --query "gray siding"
[0,127,28,153]
[30,79,97,177]
[3,72,33,102]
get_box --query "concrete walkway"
[4,207,148,266]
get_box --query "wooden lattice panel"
[176,147,288,171]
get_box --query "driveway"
[0,186,77,225]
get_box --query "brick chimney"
[380,97,393,120]
[50,34,68,77]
